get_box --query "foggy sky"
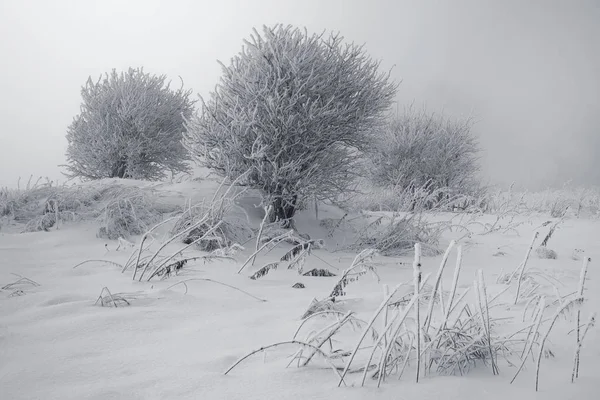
[1,0,598,189]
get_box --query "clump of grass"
[301,297,344,319]
[94,287,142,307]
[248,239,326,280]
[344,181,486,214]
[96,189,166,240]
[532,219,562,260]
[303,269,337,277]
[329,249,380,298]
[536,247,557,259]
[170,177,252,252]
[352,212,443,256]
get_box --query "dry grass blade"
[166,278,267,302]
[147,221,224,280]
[130,216,179,277]
[238,231,293,274]
[249,262,280,280]
[329,248,379,298]
[251,205,272,266]
[301,297,342,319]
[475,269,499,375]
[2,276,41,290]
[302,311,354,366]
[292,310,374,341]
[137,214,210,281]
[223,340,344,383]
[511,296,546,384]
[573,256,591,381]
[337,282,405,387]
[95,287,132,307]
[424,240,455,333]
[571,312,596,383]
[73,259,124,269]
[412,242,422,384]
[535,296,585,391]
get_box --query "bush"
[64,67,195,181]
[183,25,397,227]
[368,107,483,208]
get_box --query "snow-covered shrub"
[183,25,397,227]
[64,67,195,181]
[367,107,483,210]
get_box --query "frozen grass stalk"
[573,256,591,381]
[513,231,539,304]
[413,243,422,383]
[511,296,546,383]
[338,282,406,386]
[571,312,596,383]
[477,269,498,374]
[424,240,455,333]
[535,296,585,391]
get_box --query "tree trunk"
[269,194,298,228]
[111,159,128,178]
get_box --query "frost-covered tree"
[369,107,483,200]
[183,25,397,226]
[64,68,195,181]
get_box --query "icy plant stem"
[511,296,545,383]
[513,232,539,304]
[382,284,390,350]
[413,243,422,383]
[573,257,591,380]
[535,296,584,391]
[476,270,498,374]
[338,282,406,387]
[571,312,596,383]
[149,221,223,279]
[360,312,399,386]
[444,246,463,325]
[397,334,415,381]
[138,215,210,281]
[360,274,431,387]
[252,205,272,266]
[237,231,293,274]
[166,278,267,302]
[376,291,422,387]
[131,216,190,279]
[424,240,455,333]
[224,341,343,381]
[302,311,353,366]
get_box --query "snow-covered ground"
[1,181,598,400]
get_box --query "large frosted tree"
[184,25,397,226]
[64,68,195,181]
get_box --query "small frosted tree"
[369,107,483,204]
[183,25,397,226]
[64,68,195,181]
